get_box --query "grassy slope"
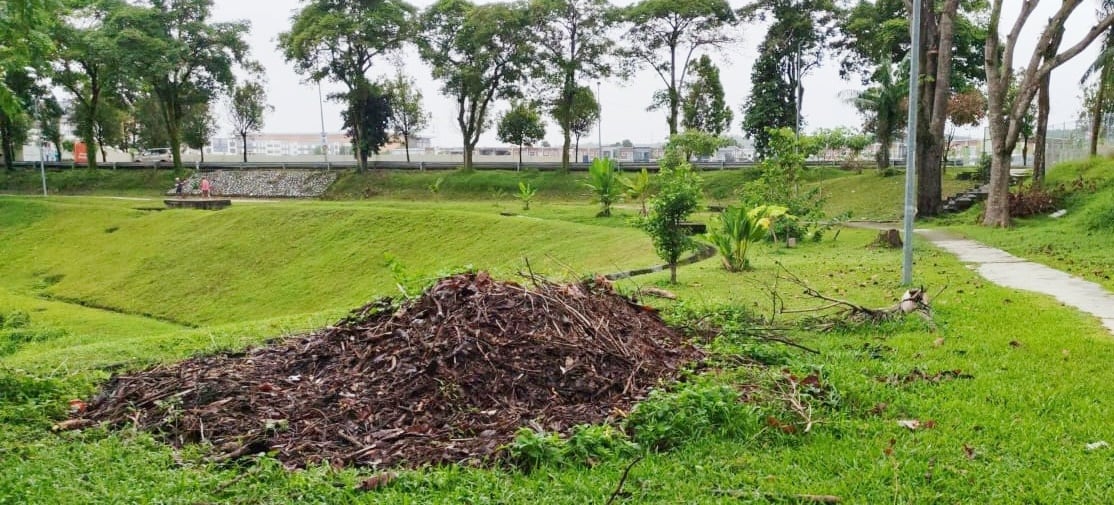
[2,168,1113,503]
[819,168,973,221]
[943,157,1114,290]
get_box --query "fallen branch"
[605,456,644,505]
[775,263,935,330]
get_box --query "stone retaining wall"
[168,170,338,198]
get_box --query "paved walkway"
[851,223,1114,333]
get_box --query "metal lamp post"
[318,80,329,165]
[901,0,923,285]
[597,81,603,161]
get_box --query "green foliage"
[708,205,783,271]
[517,181,537,210]
[978,152,992,182]
[418,0,535,169]
[640,149,702,283]
[622,167,653,215]
[227,80,271,162]
[620,0,737,134]
[625,379,759,450]
[681,55,732,135]
[382,71,430,163]
[666,130,731,160]
[497,101,546,165]
[1078,190,1114,231]
[505,424,638,471]
[584,158,625,217]
[739,127,826,241]
[341,80,392,170]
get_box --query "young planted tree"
[382,71,430,163]
[181,102,217,163]
[227,80,270,163]
[619,0,737,135]
[112,0,251,170]
[982,1,1114,227]
[497,101,546,167]
[278,0,414,171]
[681,54,732,135]
[417,0,534,170]
[640,145,702,283]
[531,0,614,170]
[708,205,781,271]
[564,86,599,161]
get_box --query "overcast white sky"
[210,0,1105,147]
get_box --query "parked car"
[134,148,172,163]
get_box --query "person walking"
[200,177,211,199]
[174,177,184,199]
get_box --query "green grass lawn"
[2,166,1113,503]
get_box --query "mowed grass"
[942,157,1114,290]
[1,168,1113,503]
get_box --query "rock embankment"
[168,170,338,198]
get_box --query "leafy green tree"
[564,85,599,162]
[0,0,57,119]
[740,0,836,159]
[53,0,130,169]
[73,97,126,162]
[584,157,624,216]
[112,0,251,169]
[531,0,614,170]
[341,80,392,168]
[640,145,702,283]
[667,129,729,160]
[497,101,546,167]
[740,127,825,242]
[418,0,534,170]
[1083,4,1114,160]
[130,91,170,151]
[741,37,796,159]
[182,102,217,162]
[279,0,414,171]
[38,94,64,161]
[0,72,34,170]
[382,71,430,163]
[227,80,270,163]
[681,55,731,135]
[619,0,736,135]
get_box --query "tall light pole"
[317,80,329,164]
[597,81,603,161]
[24,67,47,196]
[901,0,923,285]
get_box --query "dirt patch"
[76,273,702,469]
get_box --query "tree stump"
[872,229,903,249]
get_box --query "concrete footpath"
[914,228,1114,333]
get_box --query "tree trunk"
[0,119,14,170]
[1033,73,1050,184]
[915,0,959,218]
[984,145,1012,227]
[876,135,891,170]
[403,132,411,162]
[100,145,107,163]
[669,262,677,284]
[1021,135,1029,166]
[574,135,580,162]
[518,142,523,168]
[562,129,572,171]
[463,139,474,171]
[1090,64,1109,156]
[83,132,98,170]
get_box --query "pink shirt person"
[200,177,211,198]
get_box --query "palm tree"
[1083,1,1114,157]
[842,59,904,170]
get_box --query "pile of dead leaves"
[70,272,702,469]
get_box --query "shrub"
[584,158,625,217]
[707,205,783,271]
[1008,183,1061,218]
[624,379,759,451]
[517,181,537,210]
[739,128,826,241]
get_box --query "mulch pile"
[73,272,702,469]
